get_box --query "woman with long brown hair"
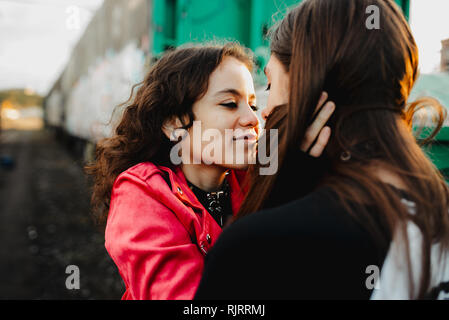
[85,43,333,299]
[195,0,449,299]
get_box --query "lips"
[232,132,258,142]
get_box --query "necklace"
[187,179,231,228]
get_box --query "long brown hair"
[85,43,253,225]
[237,0,449,298]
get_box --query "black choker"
[187,179,232,228]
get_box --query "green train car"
[426,128,449,179]
[152,0,409,56]
[151,0,411,83]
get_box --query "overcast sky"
[409,0,449,74]
[0,0,104,95]
[0,0,449,96]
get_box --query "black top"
[187,178,233,228]
[194,186,391,300]
[194,147,392,300]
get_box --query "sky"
[0,0,104,95]
[409,0,449,74]
[0,0,449,96]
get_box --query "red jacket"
[105,162,246,300]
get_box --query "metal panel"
[395,0,410,20]
[176,0,251,46]
[152,0,302,55]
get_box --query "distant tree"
[0,89,43,109]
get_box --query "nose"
[261,107,270,121]
[261,105,274,121]
[239,105,260,128]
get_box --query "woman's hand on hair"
[300,92,335,157]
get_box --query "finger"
[301,101,335,152]
[312,92,329,118]
[309,127,331,157]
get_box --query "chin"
[219,151,256,171]
[222,163,250,171]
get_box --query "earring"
[340,151,351,162]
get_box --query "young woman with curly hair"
[85,43,334,300]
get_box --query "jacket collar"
[157,165,245,217]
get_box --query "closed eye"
[220,102,238,109]
[221,102,258,112]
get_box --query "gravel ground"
[0,129,124,299]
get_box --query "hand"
[300,92,335,157]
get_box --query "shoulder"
[114,162,169,185]
[220,187,363,243]
[106,163,194,252]
[197,187,383,299]
[108,162,177,231]
[112,162,175,196]
[216,187,383,257]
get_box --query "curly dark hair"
[85,43,254,225]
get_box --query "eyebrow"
[215,88,256,101]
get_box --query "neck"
[181,164,228,192]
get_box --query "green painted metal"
[410,72,449,174]
[152,0,175,54]
[395,0,410,20]
[249,0,300,75]
[151,0,302,56]
[176,0,251,45]
[415,128,449,177]
[417,127,449,143]
[249,0,300,50]
[424,143,449,169]
[152,0,410,56]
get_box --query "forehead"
[265,55,280,74]
[207,57,255,96]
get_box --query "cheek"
[197,113,239,152]
[267,81,289,112]
[266,93,276,113]
[279,75,290,103]
[204,113,237,138]
[266,89,281,116]
[273,79,289,104]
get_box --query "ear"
[162,116,185,141]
